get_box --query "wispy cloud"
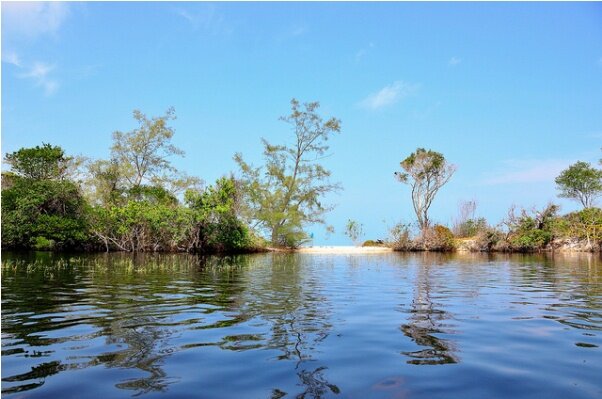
[2,2,70,40]
[355,42,375,62]
[2,51,22,67]
[482,159,573,185]
[359,81,419,110]
[174,5,228,35]
[597,57,602,67]
[448,56,462,66]
[17,61,59,96]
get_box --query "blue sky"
[2,2,602,244]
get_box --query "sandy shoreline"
[295,246,393,254]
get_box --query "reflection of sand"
[296,246,393,254]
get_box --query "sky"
[2,2,602,245]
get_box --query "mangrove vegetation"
[2,100,602,253]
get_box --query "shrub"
[1,177,89,250]
[423,225,455,251]
[32,236,56,251]
[503,204,558,251]
[555,207,602,248]
[454,217,488,238]
[388,222,413,250]
[362,239,384,247]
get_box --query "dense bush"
[89,177,253,253]
[505,204,558,251]
[553,208,602,249]
[1,176,89,250]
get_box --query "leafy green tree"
[555,161,602,208]
[395,148,456,230]
[4,143,74,180]
[85,159,124,206]
[234,99,341,247]
[2,145,89,250]
[87,108,200,204]
[185,177,251,252]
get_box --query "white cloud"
[2,2,70,40]
[17,62,59,96]
[482,159,573,185]
[2,51,22,67]
[448,56,462,66]
[359,81,418,110]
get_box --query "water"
[1,252,601,399]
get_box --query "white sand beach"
[296,246,393,254]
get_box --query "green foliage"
[389,222,413,250]
[89,200,194,252]
[555,207,602,246]
[185,177,252,252]
[1,177,89,249]
[235,99,341,247]
[32,236,56,251]
[85,108,200,206]
[344,219,364,245]
[506,204,558,251]
[555,161,602,208]
[89,177,252,253]
[455,217,488,238]
[395,148,456,229]
[4,143,71,180]
[362,240,384,247]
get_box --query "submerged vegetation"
[2,101,601,253]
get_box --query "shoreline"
[295,246,394,254]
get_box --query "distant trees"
[555,161,602,208]
[235,99,341,247]
[395,148,456,230]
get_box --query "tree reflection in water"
[400,254,458,365]
[242,254,340,398]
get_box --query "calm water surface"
[1,252,601,398]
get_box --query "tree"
[4,143,74,180]
[555,161,602,208]
[395,148,456,230]
[344,219,364,245]
[2,145,89,250]
[234,99,341,247]
[108,107,200,194]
